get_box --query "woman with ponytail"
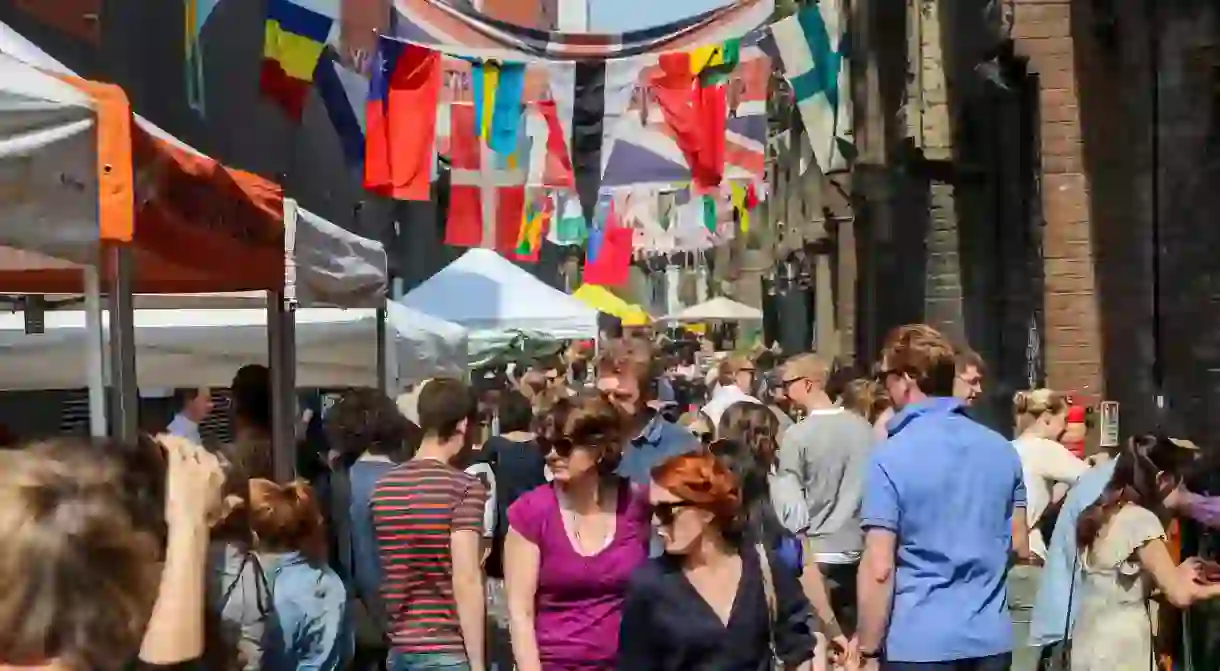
[617,451,820,670]
[1069,434,1220,670]
[247,479,352,670]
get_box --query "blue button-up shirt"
[861,397,1026,663]
[616,413,700,486]
[1028,459,1117,646]
[263,552,353,671]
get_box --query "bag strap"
[755,543,778,657]
[1063,551,1079,644]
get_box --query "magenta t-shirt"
[507,480,650,669]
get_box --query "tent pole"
[84,264,107,438]
[270,198,300,481]
[107,244,139,442]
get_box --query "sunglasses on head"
[653,500,695,526]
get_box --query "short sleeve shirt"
[370,459,487,655]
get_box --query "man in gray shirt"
[777,353,875,638]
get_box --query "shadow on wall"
[1073,0,1220,440]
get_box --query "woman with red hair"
[617,449,820,670]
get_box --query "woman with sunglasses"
[503,394,651,671]
[618,450,821,671]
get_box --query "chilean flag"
[363,38,441,201]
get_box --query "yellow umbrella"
[622,305,652,327]
[573,284,633,319]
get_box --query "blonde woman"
[1009,389,1088,671]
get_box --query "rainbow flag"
[260,0,333,122]
[513,192,552,261]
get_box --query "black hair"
[709,437,784,549]
[326,387,415,468]
[231,364,271,432]
[496,390,534,434]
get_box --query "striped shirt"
[370,458,488,655]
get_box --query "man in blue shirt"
[857,325,1028,670]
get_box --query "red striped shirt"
[371,458,487,654]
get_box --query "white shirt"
[1012,435,1089,559]
[167,413,202,445]
[699,384,762,428]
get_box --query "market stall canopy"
[0,305,466,389]
[573,284,632,318]
[400,249,598,340]
[0,22,386,301]
[664,297,763,322]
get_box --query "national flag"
[512,190,552,261]
[445,103,526,251]
[583,201,633,287]
[525,100,574,188]
[730,182,750,232]
[315,48,368,170]
[604,43,768,187]
[547,195,588,246]
[184,0,220,114]
[261,0,334,121]
[389,0,773,62]
[363,39,441,201]
[766,1,853,173]
[548,58,645,224]
[653,50,730,193]
[470,59,527,156]
[701,194,717,233]
[691,38,741,84]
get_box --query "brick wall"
[1012,0,1106,406]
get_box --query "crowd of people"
[1,323,1219,671]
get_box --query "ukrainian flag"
[260,0,333,122]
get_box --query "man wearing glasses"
[954,348,986,407]
[776,353,876,649]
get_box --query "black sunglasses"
[690,430,714,445]
[653,501,695,527]
[779,376,808,390]
[544,437,576,458]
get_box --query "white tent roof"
[0,22,387,308]
[0,305,467,390]
[665,297,764,322]
[400,249,599,339]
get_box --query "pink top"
[507,481,651,669]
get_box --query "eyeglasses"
[874,368,899,382]
[780,376,808,390]
[653,501,695,527]
[690,430,714,445]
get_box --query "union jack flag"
[390,0,773,62]
[603,43,769,187]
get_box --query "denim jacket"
[261,551,353,671]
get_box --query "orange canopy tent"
[0,49,284,294]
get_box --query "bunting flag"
[184,0,220,114]
[653,50,730,193]
[547,196,589,246]
[445,103,526,251]
[548,58,645,225]
[512,191,552,261]
[730,182,750,232]
[701,194,717,233]
[389,0,773,62]
[766,0,854,173]
[363,39,442,201]
[261,0,335,121]
[583,200,633,287]
[315,48,369,170]
[525,100,575,188]
[605,42,767,186]
[470,59,527,156]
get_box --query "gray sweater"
[777,408,876,556]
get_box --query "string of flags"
[196,0,850,288]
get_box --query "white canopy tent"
[400,249,599,341]
[664,297,764,322]
[0,303,467,390]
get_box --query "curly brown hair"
[534,393,628,475]
[326,387,416,466]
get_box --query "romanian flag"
[471,59,527,157]
[260,0,333,122]
[513,192,552,262]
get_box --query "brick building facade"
[849,0,1220,436]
